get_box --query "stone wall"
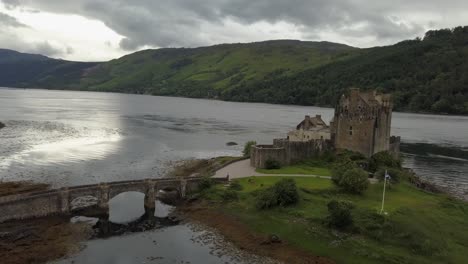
[287,129,331,142]
[0,177,228,223]
[250,144,287,168]
[250,139,332,169]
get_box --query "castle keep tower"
[331,88,394,157]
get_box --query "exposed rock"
[261,234,282,245]
[226,141,238,146]
[0,122,4,129]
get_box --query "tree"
[331,160,356,185]
[369,151,401,172]
[243,141,257,158]
[255,178,299,209]
[327,200,354,229]
[339,168,369,194]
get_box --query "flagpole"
[380,170,387,214]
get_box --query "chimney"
[304,115,311,130]
[315,114,321,119]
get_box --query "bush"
[255,188,279,209]
[274,178,299,206]
[265,159,281,169]
[327,200,354,229]
[339,168,369,194]
[228,181,243,191]
[369,151,401,172]
[243,141,257,157]
[255,179,299,209]
[221,189,238,202]
[198,176,214,190]
[375,167,405,184]
[331,161,357,185]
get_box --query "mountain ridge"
[1,27,467,115]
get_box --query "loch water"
[1,88,467,263]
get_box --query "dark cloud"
[0,11,27,27]
[2,0,468,50]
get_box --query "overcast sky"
[1,0,467,61]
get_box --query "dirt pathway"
[213,159,332,179]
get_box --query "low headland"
[176,150,468,264]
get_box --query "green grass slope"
[79,40,357,96]
[202,176,468,264]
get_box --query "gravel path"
[213,159,332,179]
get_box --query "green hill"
[228,27,468,114]
[1,26,467,115]
[79,40,357,96]
[0,49,98,88]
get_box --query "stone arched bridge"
[0,177,227,223]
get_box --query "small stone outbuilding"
[287,115,331,142]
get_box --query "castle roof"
[341,88,392,109]
[296,115,328,130]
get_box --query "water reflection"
[1,88,467,194]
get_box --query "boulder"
[0,122,4,129]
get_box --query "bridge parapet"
[0,176,228,223]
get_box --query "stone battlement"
[250,138,332,168]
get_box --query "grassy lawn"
[201,176,468,264]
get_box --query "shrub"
[265,159,281,169]
[198,176,214,190]
[375,167,405,184]
[243,141,257,158]
[228,181,243,191]
[339,168,369,194]
[221,189,238,202]
[327,200,354,229]
[331,161,357,185]
[273,178,299,206]
[369,151,401,172]
[255,188,279,209]
[255,179,299,209]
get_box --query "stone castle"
[251,89,400,168]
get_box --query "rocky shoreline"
[177,201,334,264]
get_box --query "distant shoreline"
[2,87,467,118]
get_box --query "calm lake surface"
[1,88,467,263]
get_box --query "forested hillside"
[223,27,468,114]
[0,49,98,88]
[1,27,467,115]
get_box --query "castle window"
[349,126,353,136]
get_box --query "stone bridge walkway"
[213,159,332,179]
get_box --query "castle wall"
[250,144,287,168]
[372,103,392,155]
[287,129,331,142]
[250,139,332,169]
[334,116,376,157]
